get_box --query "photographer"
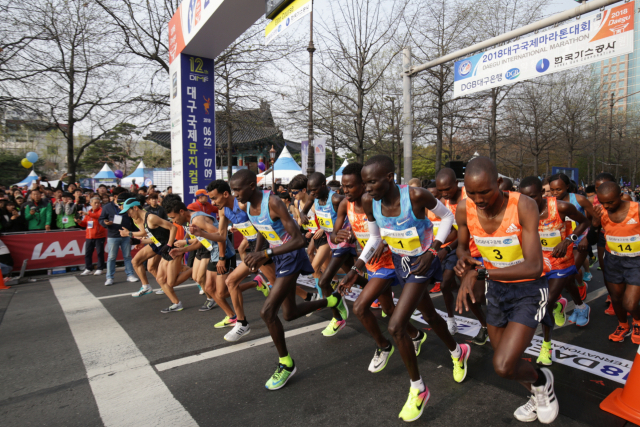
[55,191,77,229]
[77,196,106,276]
[24,189,52,231]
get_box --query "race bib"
[354,230,369,249]
[540,230,562,252]
[146,227,162,247]
[316,210,334,232]
[189,233,213,250]
[473,235,524,268]
[303,218,319,232]
[254,223,284,246]
[235,221,258,240]
[87,221,94,229]
[380,227,422,256]
[606,235,640,257]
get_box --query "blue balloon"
[26,152,38,163]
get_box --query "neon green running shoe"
[413,330,427,356]
[537,341,552,366]
[334,293,349,320]
[398,387,430,422]
[322,318,346,337]
[265,362,296,390]
[214,316,237,329]
[255,275,269,297]
[381,311,387,318]
[553,298,567,327]
[452,344,470,383]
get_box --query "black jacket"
[98,202,136,238]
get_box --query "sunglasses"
[291,190,301,195]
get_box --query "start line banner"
[453,1,635,98]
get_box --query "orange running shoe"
[606,295,611,304]
[605,303,616,316]
[370,299,381,309]
[430,282,441,293]
[609,323,631,342]
[577,282,588,301]
[633,321,640,345]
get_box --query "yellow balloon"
[21,158,33,168]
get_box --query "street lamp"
[269,145,276,190]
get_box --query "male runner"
[300,172,364,336]
[336,163,427,373]
[455,157,558,424]
[231,169,348,390]
[520,176,591,366]
[593,182,640,344]
[358,155,470,422]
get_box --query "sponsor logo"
[397,218,410,226]
[536,58,550,73]
[405,230,413,236]
[279,270,289,274]
[286,17,291,26]
[505,224,520,233]
[503,238,513,245]
[505,68,520,80]
[458,60,472,76]
[627,219,638,225]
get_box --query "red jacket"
[187,200,218,219]
[78,208,107,239]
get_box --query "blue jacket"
[99,202,136,238]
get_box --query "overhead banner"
[453,1,635,98]
[265,0,312,45]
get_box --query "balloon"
[26,152,39,163]
[258,161,266,172]
[21,158,33,168]
[114,170,123,179]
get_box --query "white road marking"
[156,322,327,372]
[51,276,198,427]
[97,283,199,300]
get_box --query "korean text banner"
[265,0,312,45]
[453,1,635,98]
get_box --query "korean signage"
[170,53,215,204]
[168,0,215,64]
[265,0,312,45]
[453,1,635,98]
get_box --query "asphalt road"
[1,261,638,427]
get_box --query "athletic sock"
[450,343,462,359]
[239,318,248,326]
[304,293,312,302]
[207,298,214,302]
[279,354,293,368]
[533,368,547,387]
[576,303,586,310]
[542,340,552,348]
[326,293,339,307]
[380,343,392,352]
[410,377,425,392]
[229,315,237,321]
[412,330,423,341]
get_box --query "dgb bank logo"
[536,58,550,73]
[503,239,513,245]
[505,68,520,80]
[458,60,472,76]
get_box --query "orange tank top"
[427,187,466,248]
[466,192,548,282]
[601,201,640,257]
[347,201,395,271]
[538,197,573,270]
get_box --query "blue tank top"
[314,189,353,249]
[567,193,586,236]
[185,211,235,258]
[372,185,433,257]
[224,198,258,241]
[247,190,291,248]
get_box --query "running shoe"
[333,292,349,321]
[398,387,430,422]
[446,316,458,335]
[371,299,381,309]
[472,327,488,346]
[160,302,183,313]
[132,286,153,297]
[265,362,296,391]
[583,271,593,282]
[632,322,640,345]
[578,282,588,301]
[574,305,590,327]
[198,284,204,295]
[81,269,92,276]
[199,299,217,311]
[452,344,470,383]
[605,303,616,316]
[93,269,103,275]
[531,368,559,424]
[224,322,251,342]
[597,266,602,270]
[429,282,441,293]
[155,288,165,295]
[105,279,114,286]
[322,318,346,337]
[553,298,567,327]
[255,275,270,297]
[514,395,538,422]
[589,256,598,268]
[413,330,427,356]
[536,341,552,366]
[368,345,394,373]
[381,311,387,318]
[606,295,611,305]
[214,315,237,328]
[126,275,139,283]
[609,323,631,342]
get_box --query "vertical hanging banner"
[314,138,326,175]
[170,53,215,204]
[301,140,309,175]
[453,1,635,98]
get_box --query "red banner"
[2,230,136,271]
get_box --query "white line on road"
[97,283,198,300]
[51,276,198,427]
[155,322,326,372]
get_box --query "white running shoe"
[132,286,153,297]
[514,395,538,422]
[531,368,559,424]
[81,269,92,276]
[105,279,114,286]
[224,322,251,342]
[93,270,103,276]
[368,346,394,373]
[447,316,458,335]
[127,275,139,283]
[155,288,165,295]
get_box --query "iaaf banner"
[453,1,635,98]
[2,231,136,271]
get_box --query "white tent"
[120,161,146,188]
[256,147,301,186]
[13,170,38,187]
[93,164,117,179]
[333,159,349,180]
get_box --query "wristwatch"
[219,256,226,261]
[475,267,489,281]
[266,248,274,258]
[567,234,579,242]
[444,246,452,254]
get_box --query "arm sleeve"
[358,221,382,264]
[430,199,453,245]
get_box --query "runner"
[230,169,349,390]
[359,155,470,422]
[519,176,591,367]
[455,157,558,424]
[336,163,427,373]
[592,181,640,344]
[423,182,443,294]
[300,172,364,337]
